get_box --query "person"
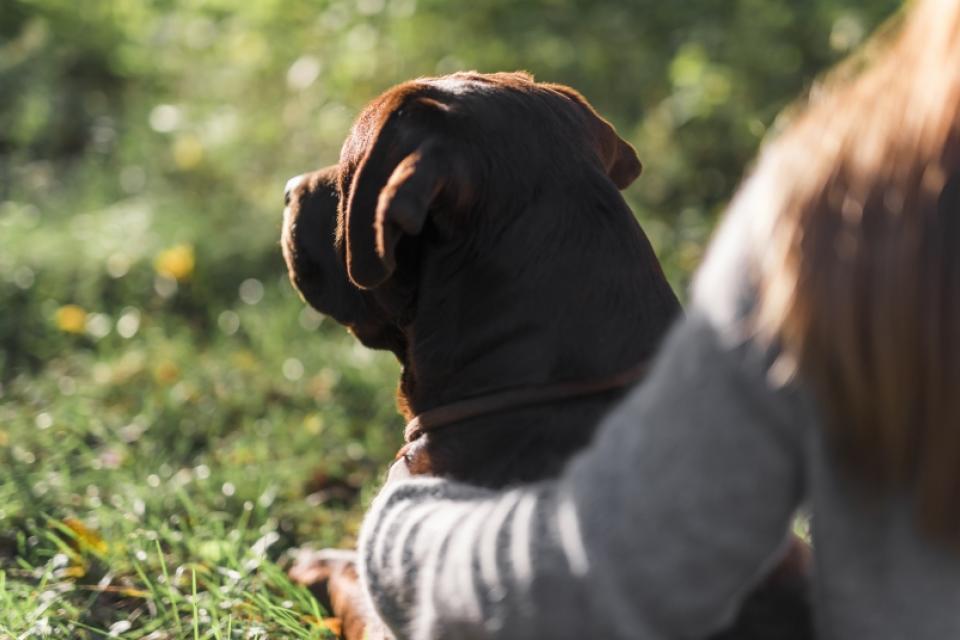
[357,0,960,637]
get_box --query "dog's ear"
[343,114,466,289]
[548,84,642,190]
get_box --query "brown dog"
[282,72,811,639]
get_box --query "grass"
[0,175,404,637]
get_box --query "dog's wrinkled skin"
[282,72,811,640]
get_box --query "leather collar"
[402,362,648,444]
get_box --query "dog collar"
[402,362,648,444]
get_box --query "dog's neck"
[401,360,649,441]
[391,189,682,419]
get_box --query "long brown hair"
[755,0,960,541]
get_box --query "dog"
[281,71,811,639]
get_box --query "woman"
[358,0,960,637]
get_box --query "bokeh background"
[0,0,900,636]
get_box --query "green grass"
[0,195,403,636]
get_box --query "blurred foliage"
[0,0,900,636]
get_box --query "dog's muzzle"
[284,173,307,206]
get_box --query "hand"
[289,548,390,640]
[288,547,358,589]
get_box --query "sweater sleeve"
[358,173,808,639]
[358,315,807,640]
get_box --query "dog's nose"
[285,174,306,206]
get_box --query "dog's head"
[281,71,642,358]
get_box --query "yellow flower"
[153,360,180,385]
[231,350,257,371]
[62,564,87,579]
[55,305,88,334]
[154,244,195,281]
[63,517,108,555]
[173,134,204,170]
[303,414,325,435]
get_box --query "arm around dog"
[358,302,808,639]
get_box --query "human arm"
[358,308,809,639]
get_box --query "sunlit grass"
[0,508,337,638]
[0,222,401,635]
